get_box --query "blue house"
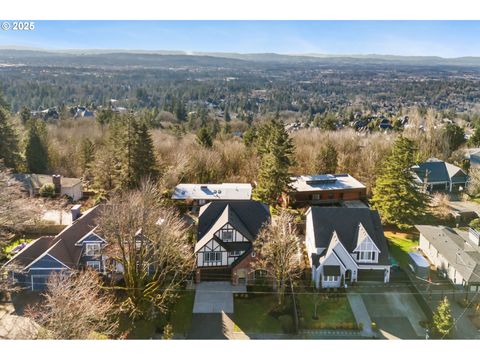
[3,205,106,291]
[412,158,468,193]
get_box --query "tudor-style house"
[194,200,270,284]
[305,207,390,288]
[3,205,107,291]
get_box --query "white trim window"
[228,250,242,257]
[86,260,101,271]
[323,275,339,282]
[204,252,222,263]
[357,251,377,262]
[85,243,101,256]
[222,230,234,242]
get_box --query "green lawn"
[297,294,356,330]
[169,290,195,336]
[234,295,284,333]
[119,290,195,339]
[385,231,418,268]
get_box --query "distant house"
[416,225,480,293]
[411,158,468,192]
[465,148,480,169]
[305,207,390,288]
[194,200,270,284]
[73,106,95,118]
[172,183,252,206]
[3,205,106,291]
[289,174,367,206]
[13,174,83,201]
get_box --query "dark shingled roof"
[4,236,56,268]
[197,200,270,242]
[5,205,102,270]
[309,207,389,266]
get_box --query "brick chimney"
[52,175,62,194]
[71,204,82,222]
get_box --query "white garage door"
[31,275,49,291]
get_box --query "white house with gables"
[194,200,270,284]
[305,207,391,288]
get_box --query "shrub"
[39,183,56,197]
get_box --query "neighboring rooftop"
[415,225,480,283]
[13,173,82,189]
[290,174,366,192]
[172,183,252,201]
[411,158,467,183]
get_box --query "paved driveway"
[193,281,246,314]
[358,286,428,339]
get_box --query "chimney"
[71,204,82,222]
[52,175,62,194]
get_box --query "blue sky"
[1,21,480,57]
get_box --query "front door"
[345,269,352,283]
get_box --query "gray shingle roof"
[308,207,389,266]
[415,225,480,283]
[412,158,467,184]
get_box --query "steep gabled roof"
[4,205,103,271]
[308,207,389,265]
[3,236,56,269]
[195,200,270,252]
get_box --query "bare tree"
[25,270,119,339]
[467,168,480,197]
[431,192,451,219]
[99,180,194,321]
[253,210,304,305]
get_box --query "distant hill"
[1,48,480,68]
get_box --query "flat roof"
[290,174,366,193]
[172,183,252,200]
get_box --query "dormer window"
[358,251,376,262]
[222,230,233,242]
[85,243,101,256]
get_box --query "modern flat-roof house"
[194,200,270,285]
[411,158,468,193]
[289,174,367,206]
[305,207,390,288]
[416,225,480,293]
[13,173,83,201]
[3,205,106,291]
[172,183,252,206]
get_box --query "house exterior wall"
[293,188,366,205]
[419,234,464,286]
[61,183,83,201]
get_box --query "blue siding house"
[3,205,106,291]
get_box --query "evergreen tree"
[444,123,465,152]
[432,297,454,338]
[224,108,231,122]
[129,121,159,187]
[196,126,213,148]
[174,99,187,122]
[469,125,480,147]
[253,118,295,205]
[0,107,20,169]
[79,138,96,175]
[211,118,220,138]
[243,126,257,147]
[25,119,49,173]
[20,106,31,124]
[371,136,429,229]
[315,142,338,174]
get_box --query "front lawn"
[384,231,418,268]
[234,294,285,333]
[297,293,356,330]
[169,290,195,336]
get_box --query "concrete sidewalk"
[347,293,375,337]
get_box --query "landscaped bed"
[297,293,357,330]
